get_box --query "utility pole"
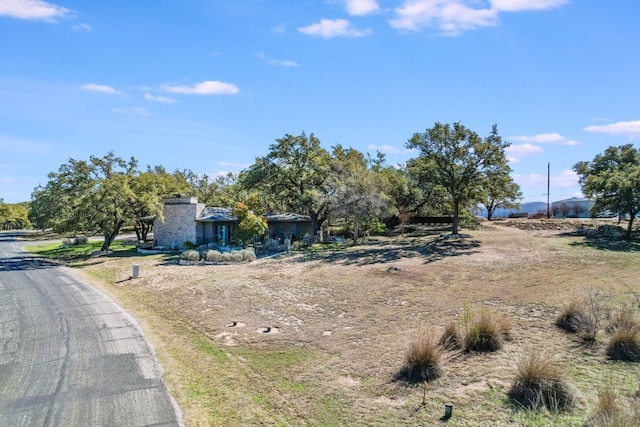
[546,162,550,218]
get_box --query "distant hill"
[476,202,548,218]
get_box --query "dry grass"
[585,383,640,427]
[556,300,592,334]
[438,321,461,350]
[400,327,444,382]
[606,307,640,334]
[508,350,576,411]
[607,325,640,362]
[463,308,511,352]
[57,219,640,426]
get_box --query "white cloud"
[491,0,569,12]
[161,80,240,95]
[73,23,92,31]
[390,0,498,35]
[298,18,372,38]
[506,143,544,157]
[554,170,579,189]
[514,169,577,189]
[344,0,380,16]
[0,0,70,22]
[389,0,567,35]
[144,93,178,104]
[257,52,299,67]
[111,107,151,116]
[584,120,640,138]
[509,132,578,145]
[81,83,121,95]
[367,144,409,154]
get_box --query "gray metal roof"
[197,207,236,222]
[263,212,311,222]
[197,208,311,223]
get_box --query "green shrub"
[205,250,221,262]
[180,249,200,261]
[403,327,444,381]
[183,241,196,250]
[62,235,89,246]
[507,351,576,411]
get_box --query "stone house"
[153,196,314,248]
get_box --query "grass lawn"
[27,220,640,426]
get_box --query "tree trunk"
[101,223,122,251]
[452,200,460,235]
[625,211,634,240]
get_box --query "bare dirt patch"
[81,220,640,426]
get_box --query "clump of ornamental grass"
[606,307,640,334]
[402,327,444,382]
[584,385,621,427]
[240,249,257,261]
[230,251,244,262]
[556,300,591,333]
[507,351,576,412]
[585,383,640,427]
[205,250,221,262]
[463,308,511,352]
[438,322,462,350]
[180,249,200,261]
[219,252,233,262]
[606,324,640,362]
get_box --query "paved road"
[0,232,182,426]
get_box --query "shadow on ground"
[0,256,60,271]
[296,234,481,266]
[560,232,640,252]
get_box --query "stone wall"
[154,197,204,248]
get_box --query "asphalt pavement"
[0,231,182,426]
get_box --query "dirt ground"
[84,219,640,426]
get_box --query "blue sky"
[1,0,639,204]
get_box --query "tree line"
[19,121,639,249]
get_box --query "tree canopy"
[239,132,332,232]
[574,144,640,239]
[29,152,186,250]
[406,122,512,234]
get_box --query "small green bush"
[180,249,200,261]
[205,250,221,262]
[74,235,88,245]
[183,241,196,250]
[508,351,575,411]
[62,235,89,246]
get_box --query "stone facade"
[154,197,204,248]
[153,197,314,249]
